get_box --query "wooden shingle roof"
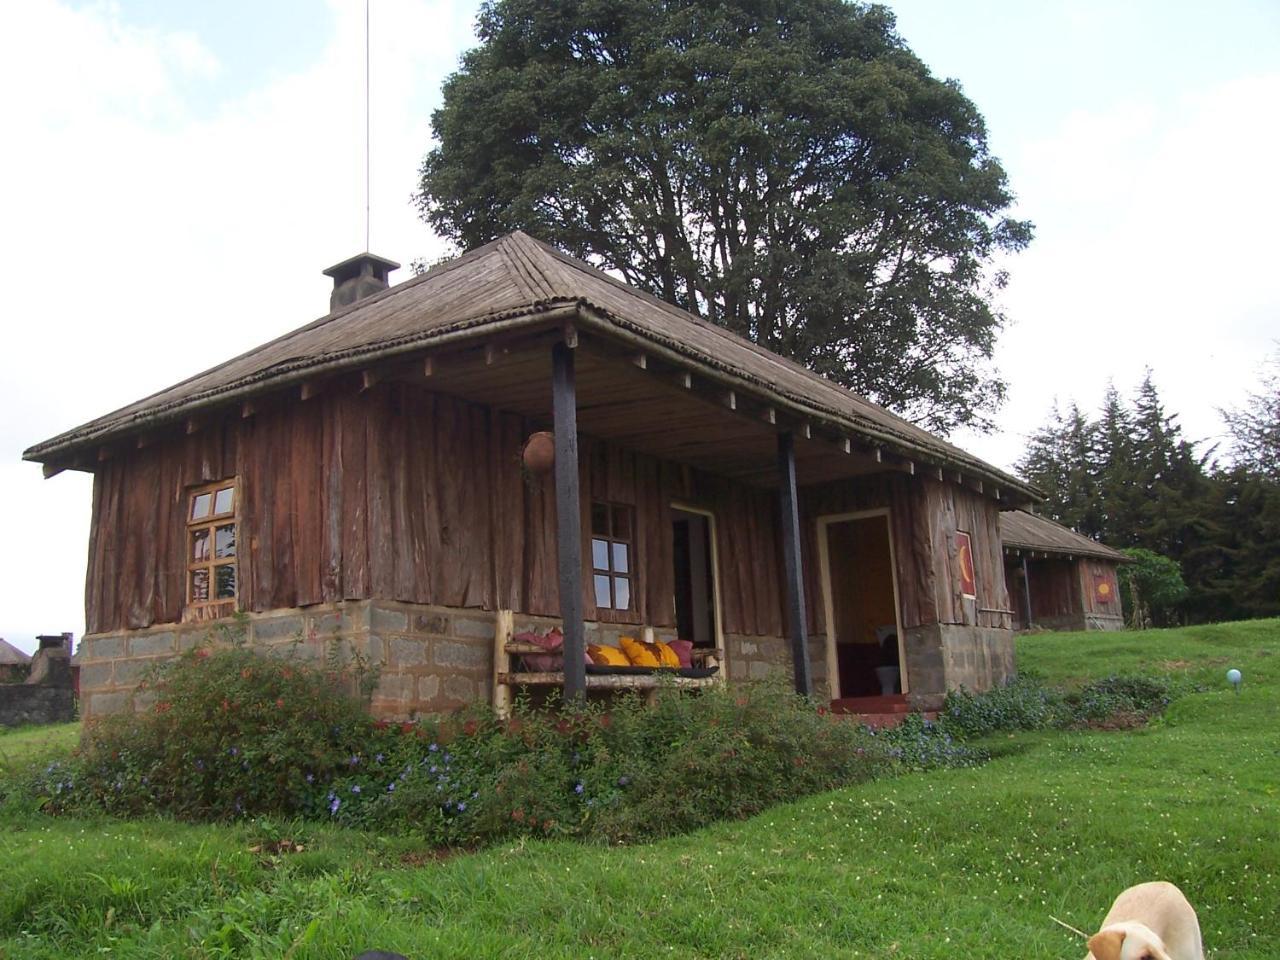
[999,510,1130,563]
[24,232,1038,501]
[0,638,32,665]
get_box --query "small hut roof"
[0,638,32,665]
[24,232,1038,501]
[999,510,1130,563]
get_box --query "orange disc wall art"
[955,531,977,599]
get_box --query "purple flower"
[387,782,396,792]
[428,742,439,753]
[329,796,341,815]
[305,772,315,783]
[195,759,205,771]
[616,775,631,787]
[574,782,584,795]
[349,755,361,766]
[375,753,385,763]
[350,784,362,794]
[456,801,467,812]
[228,747,239,757]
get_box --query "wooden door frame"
[816,508,907,700]
[671,502,727,667]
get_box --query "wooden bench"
[491,610,722,718]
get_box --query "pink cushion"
[518,628,587,672]
[666,639,694,669]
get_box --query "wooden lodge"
[25,232,1041,720]
[1000,510,1129,632]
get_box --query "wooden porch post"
[777,431,813,697]
[1021,555,1034,630]
[552,340,586,701]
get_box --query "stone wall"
[723,633,830,702]
[902,623,1016,710]
[78,600,501,722]
[0,647,77,728]
[0,685,76,727]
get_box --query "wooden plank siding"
[84,381,1008,641]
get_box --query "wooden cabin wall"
[798,475,1010,634]
[1025,558,1081,621]
[85,382,791,637]
[1079,559,1123,619]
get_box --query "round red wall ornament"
[522,431,555,474]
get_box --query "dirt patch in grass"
[1160,657,1229,671]
[1083,711,1151,731]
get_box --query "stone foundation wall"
[723,633,830,702]
[903,623,1016,710]
[77,601,501,722]
[0,684,76,727]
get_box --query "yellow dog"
[1085,882,1204,960]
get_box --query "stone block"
[748,661,775,680]
[78,661,114,689]
[442,675,476,702]
[389,637,429,668]
[375,673,415,701]
[178,631,206,652]
[363,634,385,664]
[251,615,305,642]
[86,690,133,717]
[114,657,165,684]
[371,605,409,632]
[452,617,495,641]
[413,613,450,636]
[88,635,125,660]
[308,610,345,637]
[128,632,176,657]
[434,640,488,671]
[728,659,748,681]
[415,674,440,702]
[737,640,759,656]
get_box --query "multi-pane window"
[187,481,238,611]
[591,502,633,611]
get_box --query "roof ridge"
[500,232,559,301]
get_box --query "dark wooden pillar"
[1021,555,1034,630]
[777,431,812,697]
[552,341,586,700]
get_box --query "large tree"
[1223,346,1280,482]
[417,0,1032,433]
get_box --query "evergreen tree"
[1094,382,1140,546]
[1223,347,1280,482]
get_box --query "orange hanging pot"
[522,431,555,475]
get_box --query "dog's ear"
[1087,929,1125,960]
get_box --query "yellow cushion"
[651,641,681,668]
[619,636,660,668]
[588,643,630,667]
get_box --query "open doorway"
[818,511,905,700]
[672,506,721,653]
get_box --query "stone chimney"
[322,252,400,312]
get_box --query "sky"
[1,0,1277,654]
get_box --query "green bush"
[938,673,1059,739]
[35,640,379,819]
[938,672,1185,740]
[359,681,888,845]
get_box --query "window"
[591,502,633,611]
[187,480,238,613]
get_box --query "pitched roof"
[999,510,1130,563]
[24,232,1038,500]
[0,638,32,665]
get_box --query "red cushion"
[666,639,694,668]
[518,628,588,672]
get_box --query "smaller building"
[0,638,32,683]
[1000,510,1129,632]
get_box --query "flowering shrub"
[939,672,1185,740]
[36,641,379,819]
[868,713,986,770]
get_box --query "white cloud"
[954,72,1280,470]
[0,0,477,653]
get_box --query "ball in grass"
[1227,668,1242,689]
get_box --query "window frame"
[589,501,636,619]
[184,479,240,621]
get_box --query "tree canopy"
[1017,371,1280,625]
[417,0,1032,433]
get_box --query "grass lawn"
[0,722,79,776]
[1,620,1277,959]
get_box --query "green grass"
[0,722,79,776]
[1,620,1277,959]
